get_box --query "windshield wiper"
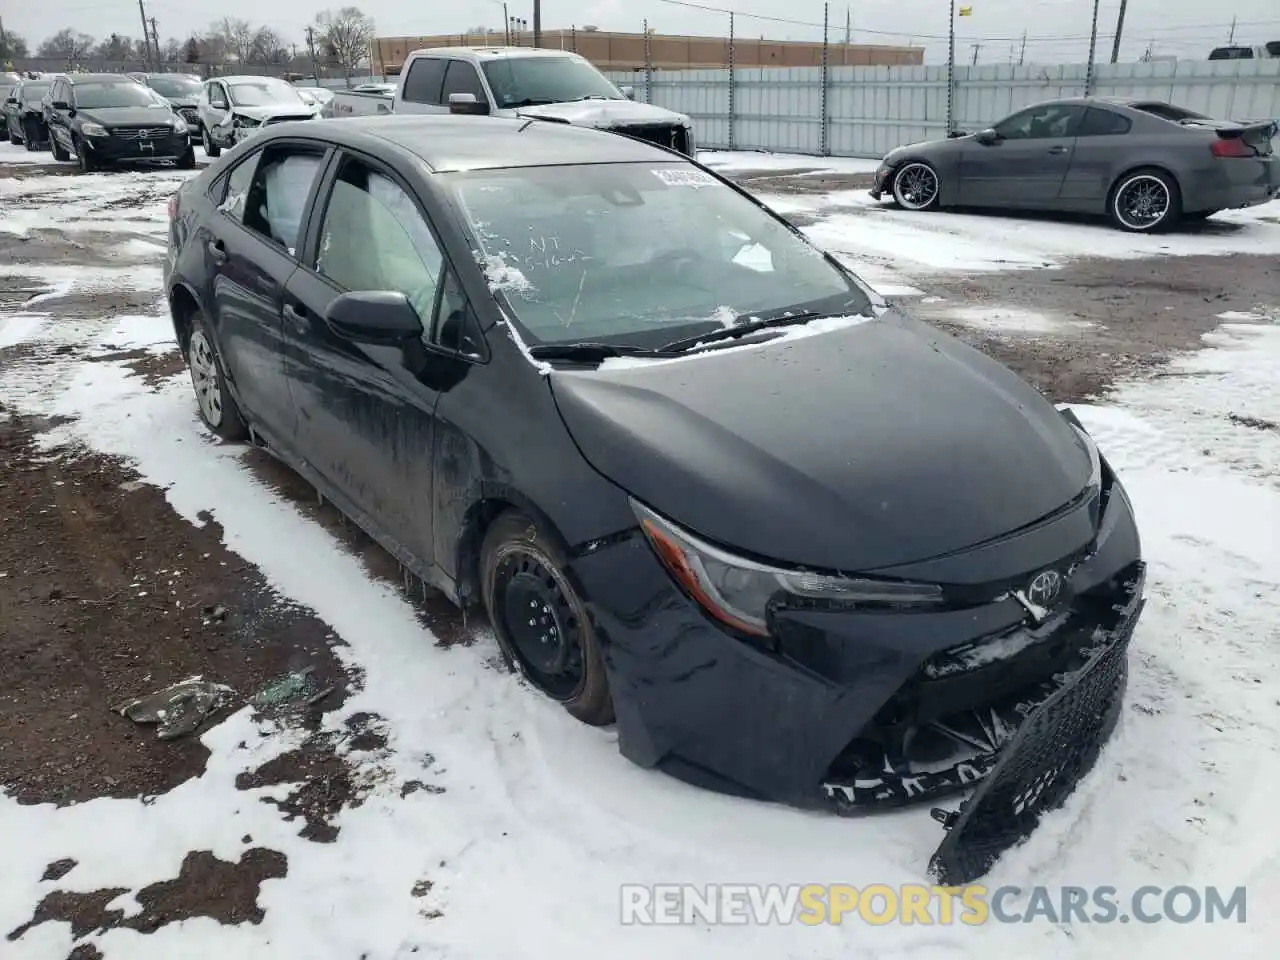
[526,342,671,363]
[659,312,826,353]
[509,98,559,108]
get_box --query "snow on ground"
[698,149,882,175]
[1,163,1278,959]
[775,191,1280,289]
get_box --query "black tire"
[75,136,97,173]
[176,146,196,169]
[50,134,70,162]
[1108,168,1181,233]
[23,119,38,151]
[7,128,19,145]
[185,312,248,441]
[480,511,614,726]
[201,125,221,158]
[890,160,942,211]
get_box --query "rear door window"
[221,145,326,256]
[402,57,446,105]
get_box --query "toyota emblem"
[1026,569,1062,607]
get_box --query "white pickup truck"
[323,46,696,156]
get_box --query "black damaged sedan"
[164,115,1145,876]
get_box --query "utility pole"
[1018,30,1027,65]
[970,43,981,65]
[1110,0,1128,63]
[946,0,956,134]
[845,6,851,44]
[503,3,510,44]
[137,0,153,70]
[1084,0,1101,94]
[533,0,541,48]
[150,17,160,67]
[0,16,8,57]
[1228,16,1237,43]
[305,25,319,80]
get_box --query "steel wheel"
[480,511,614,725]
[188,329,224,427]
[1111,173,1174,232]
[892,162,941,211]
[491,548,586,700]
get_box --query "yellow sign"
[958,6,974,15]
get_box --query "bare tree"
[213,17,255,64]
[314,7,375,86]
[184,37,202,64]
[37,28,96,61]
[2,31,31,61]
[251,26,289,64]
[95,33,136,61]
[162,37,185,62]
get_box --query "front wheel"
[186,314,248,441]
[201,126,221,158]
[1109,169,1180,232]
[891,161,942,211]
[50,133,70,162]
[75,137,97,173]
[481,511,614,726]
[176,146,196,169]
[23,119,39,151]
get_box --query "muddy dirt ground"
[0,158,1272,949]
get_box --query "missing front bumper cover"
[819,563,1144,881]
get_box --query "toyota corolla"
[163,115,1145,879]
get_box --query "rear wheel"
[891,161,941,211]
[1109,169,1180,232]
[186,313,248,441]
[201,125,221,158]
[481,511,614,726]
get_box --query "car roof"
[409,46,586,62]
[289,114,682,173]
[67,74,140,84]
[218,75,291,83]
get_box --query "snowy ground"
[1,140,1278,959]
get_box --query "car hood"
[514,98,691,129]
[163,97,199,108]
[231,103,315,120]
[883,134,972,164]
[548,312,1092,571]
[79,105,177,125]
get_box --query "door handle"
[207,239,227,264]
[1047,145,1068,155]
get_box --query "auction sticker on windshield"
[652,168,716,188]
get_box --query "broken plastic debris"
[114,677,235,740]
[252,667,324,708]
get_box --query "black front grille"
[178,107,198,121]
[612,123,691,156]
[114,126,172,140]
[928,591,1140,884]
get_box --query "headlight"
[80,122,107,137]
[171,115,188,131]
[232,114,261,128]
[1071,423,1102,492]
[633,500,942,637]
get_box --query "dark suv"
[4,77,52,150]
[47,74,194,171]
[139,72,204,140]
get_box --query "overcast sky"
[6,0,1278,65]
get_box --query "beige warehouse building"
[373,28,923,75]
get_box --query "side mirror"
[620,85,635,100]
[325,290,424,344]
[51,100,69,110]
[448,92,490,116]
[974,127,1000,145]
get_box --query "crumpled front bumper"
[572,453,1143,818]
[868,160,893,200]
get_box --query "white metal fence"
[605,59,1280,159]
